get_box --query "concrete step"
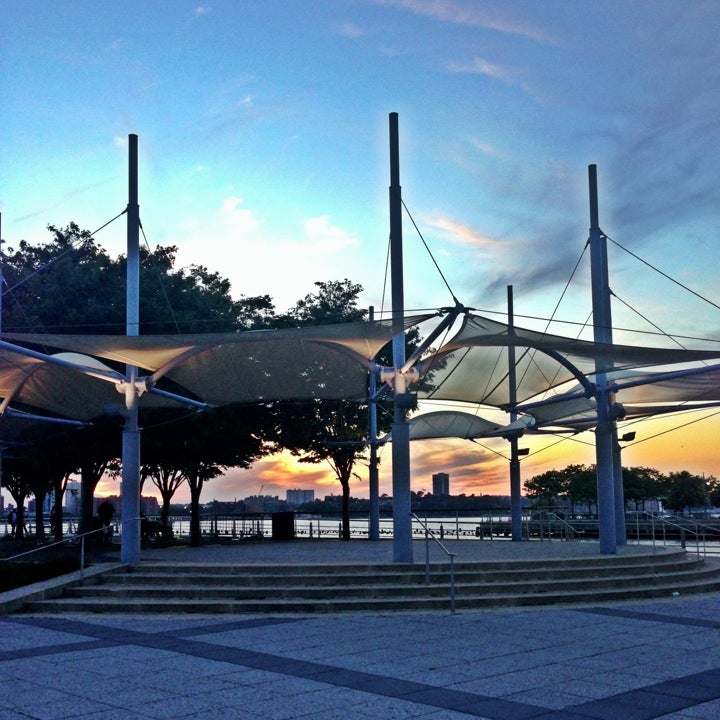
[21,575,720,614]
[99,555,704,587]
[54,566,720,603]
[120,550,696,575]
[18,547,720,614]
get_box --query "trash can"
[271,511,295,541]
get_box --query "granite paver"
[2,539,719,718]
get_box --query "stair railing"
[412,513,457,613]
[545,512,585,541]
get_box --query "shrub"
[0,545,81,592]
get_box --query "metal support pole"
[588,164,616,554]
[121,134,141,565]
[507,286,523,541]
[368,306,380,541]
[389,112,412,563]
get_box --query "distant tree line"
[523,464,718,514]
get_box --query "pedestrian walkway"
[2,539,720,718]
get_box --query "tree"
[565,465,597,514]
[623,466,665,511]
[145,465,186,531]
[2,223,123,333]
[662,471,709,513]
[708,477,720,508]
[2,460,32,541]
[523,470,567,508]
[0,419,82,542]
[147,404,272,546]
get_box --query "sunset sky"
[2,1,720,506]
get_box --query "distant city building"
[432,472,450,496]
[286,489,315,506]
[140,496,160,516]
[244,495,285,513]
[65,481,82,515]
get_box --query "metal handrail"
[546,512,585,540]
[632,511,712,558]
[412,513,457,613]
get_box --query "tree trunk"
[188,474,204,547]
[34,488,47,544]
[79,462,106,534]
[160,492,171,525]
[52,475,65,543]
[10,493,28,541]
[340,476,351,541]
[160,490,174,540]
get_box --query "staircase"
[18,547,720,614]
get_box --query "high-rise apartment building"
[432,472,450,496]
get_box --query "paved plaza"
[2,540,720,719]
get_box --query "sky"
[2,0,720,506]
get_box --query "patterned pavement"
[2,539,719,719]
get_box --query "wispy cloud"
[429,216,505,249]
[446,57,512,81]
[468,138,505,159]
[372,0,552,43]
[335,22,366,38]
[304,215,359,250]
[194,5,211,17]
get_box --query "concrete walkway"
[134,536,657,564]
[3,539,719,719]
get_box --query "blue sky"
[2,1,720,503]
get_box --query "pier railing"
[630,511,720,558]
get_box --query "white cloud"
[221,196,264,234]
[304,215,359,250]
[194,6,211,17]
[171,201,365,310]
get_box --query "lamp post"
[613,431,636,547]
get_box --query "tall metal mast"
[588,164,617,554]
[120,134,142,564]
[507,285,523,541]
[367,305,380,541]
[389,112,413,563]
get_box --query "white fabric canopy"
[1,309,719,444]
